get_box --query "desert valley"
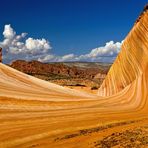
[9,60,110,94]
[0,3,148,148]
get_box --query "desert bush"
[91,86,98,90]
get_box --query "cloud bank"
[0,25,51,55]
[0,24,123,63]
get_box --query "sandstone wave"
[0,4,147,148]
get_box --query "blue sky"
[0,0,147,63]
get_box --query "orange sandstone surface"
[0,5,148,148]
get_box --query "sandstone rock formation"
[0,4,147,147]
[98,4,148,96]
[10,60,109,79]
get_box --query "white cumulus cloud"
[0,24,123,63]
[3,24,16,39]
[88,41,121,57]
[38,41,123,63]
[25,38,50,54]
[0,24,51,56]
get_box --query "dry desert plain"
[0,4,148,148]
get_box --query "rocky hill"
[9,60,111,88]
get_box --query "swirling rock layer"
[98,6,148,96]
[0,4,147,148]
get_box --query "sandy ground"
[65,86,98,94]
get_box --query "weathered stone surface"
[98,6,148,96]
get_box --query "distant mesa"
[9,60,110,88]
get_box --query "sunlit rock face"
[98,5,148,96]
[0,4,148,147]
